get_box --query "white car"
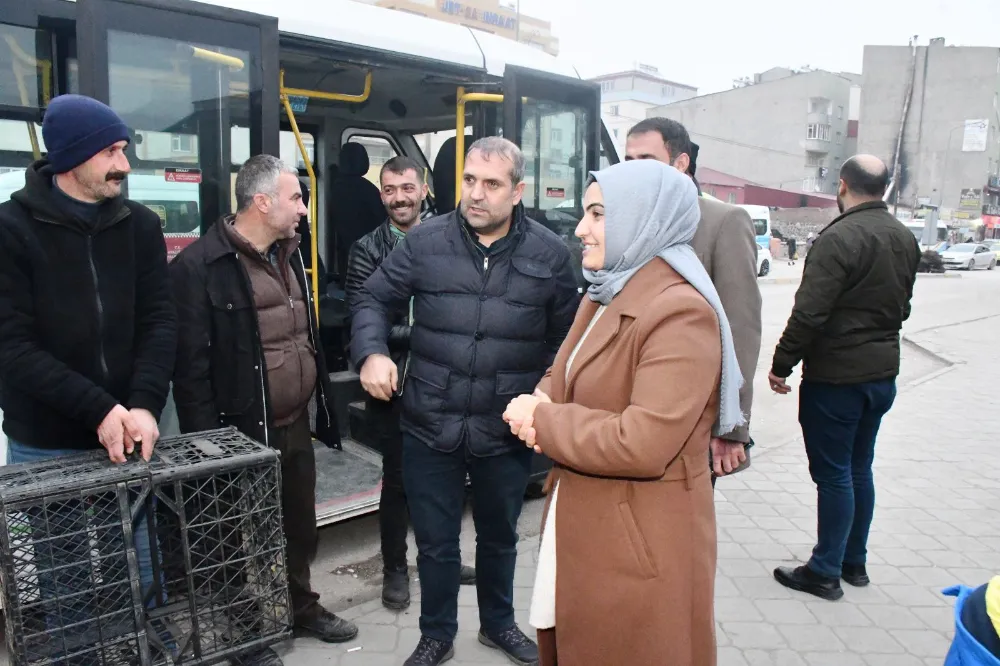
[940,243,997,271]
[757,244,772,277]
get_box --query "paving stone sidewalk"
[275,314,1000,666]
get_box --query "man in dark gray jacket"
[351,137,578,666]
[770,155,920,601]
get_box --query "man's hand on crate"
[97,406,157,463]
[98,405,136,463]
[128,408,159,461]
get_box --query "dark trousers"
[799,378,896,579]
[402,434,532,643]
[368,398,409,572]
[272,411,321,623]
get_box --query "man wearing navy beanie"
[0,94,176,651]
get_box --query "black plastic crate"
[0,428,290,666]
[145,429,290,665]
[0,452,152,665]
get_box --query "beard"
[461,201,510,236]
[837,194,845,214]
[388,202,419,228]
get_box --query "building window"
[551,128,563,142]
[836,131,843,144]
[171,134,194,154]
[662,85,674,97]
[727,192,737,204]
[600,81,613,93]
[802,177,820,192]
[809,97,832,114]
[805,152,824,167]
[609,104,619,116]
[807,124,831,141]
[837,105,844,119]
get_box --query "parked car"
[985,240,1000,263]
[757,244,772,277]
[939,243,997,271]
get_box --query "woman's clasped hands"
[502,389,551,453]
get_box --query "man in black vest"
[351,137,579,666]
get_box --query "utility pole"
[515,0,520,43]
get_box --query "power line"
[684,131,806,159]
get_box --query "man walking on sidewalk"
[345,156,476,612]
[352,137,578,666]
[171,155,358,665]
[769,154,920,601]
[626,119,762,485]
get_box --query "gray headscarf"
[583,159,745,436]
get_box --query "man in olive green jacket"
[769,155,920,601]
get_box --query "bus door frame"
[279,68,372,318]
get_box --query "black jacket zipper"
[34,209,130,383]
[86,235,109,382]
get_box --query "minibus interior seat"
[432,136,458,215]
[329,142,384,288]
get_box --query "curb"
[758,277,801,286]
[916,272,962,279]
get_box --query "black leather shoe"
[231,647,283,666]
[774,565,844,601]
[293,607,359,643]
[460,564,476,586]
[479,625,539,665]
[842,563,870,587]
[382,570,411,610]
[404,636,455,665]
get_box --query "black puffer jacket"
[350,206,579,457]
[772,201,921,384]
[345,220,410,393]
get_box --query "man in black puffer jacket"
[351,137,579,666]
[345,155,476,612]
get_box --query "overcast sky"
[516,0,1000,93]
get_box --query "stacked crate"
[0,428,290,666]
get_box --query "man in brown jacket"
[626,118,763,484]
[171,155,357,666]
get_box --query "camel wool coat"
[532,259,721,666]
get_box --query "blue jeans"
[402,434,532,642]
[798,379,896,578]
[7,439,159,657]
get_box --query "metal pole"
[515,0,520,42]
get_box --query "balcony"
[807,112,832,126]
[804,139,831,153]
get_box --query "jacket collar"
[822,200,889,235]
[11,159,130,234]
[202,215,240,263]
[456,202,526,249]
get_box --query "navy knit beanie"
[42,95,130,174]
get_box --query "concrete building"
[351,0,559,55]
[647,68,859,196]
[590,64,697,145]
[857,40,1000,228]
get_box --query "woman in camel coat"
[504,159,745,666]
